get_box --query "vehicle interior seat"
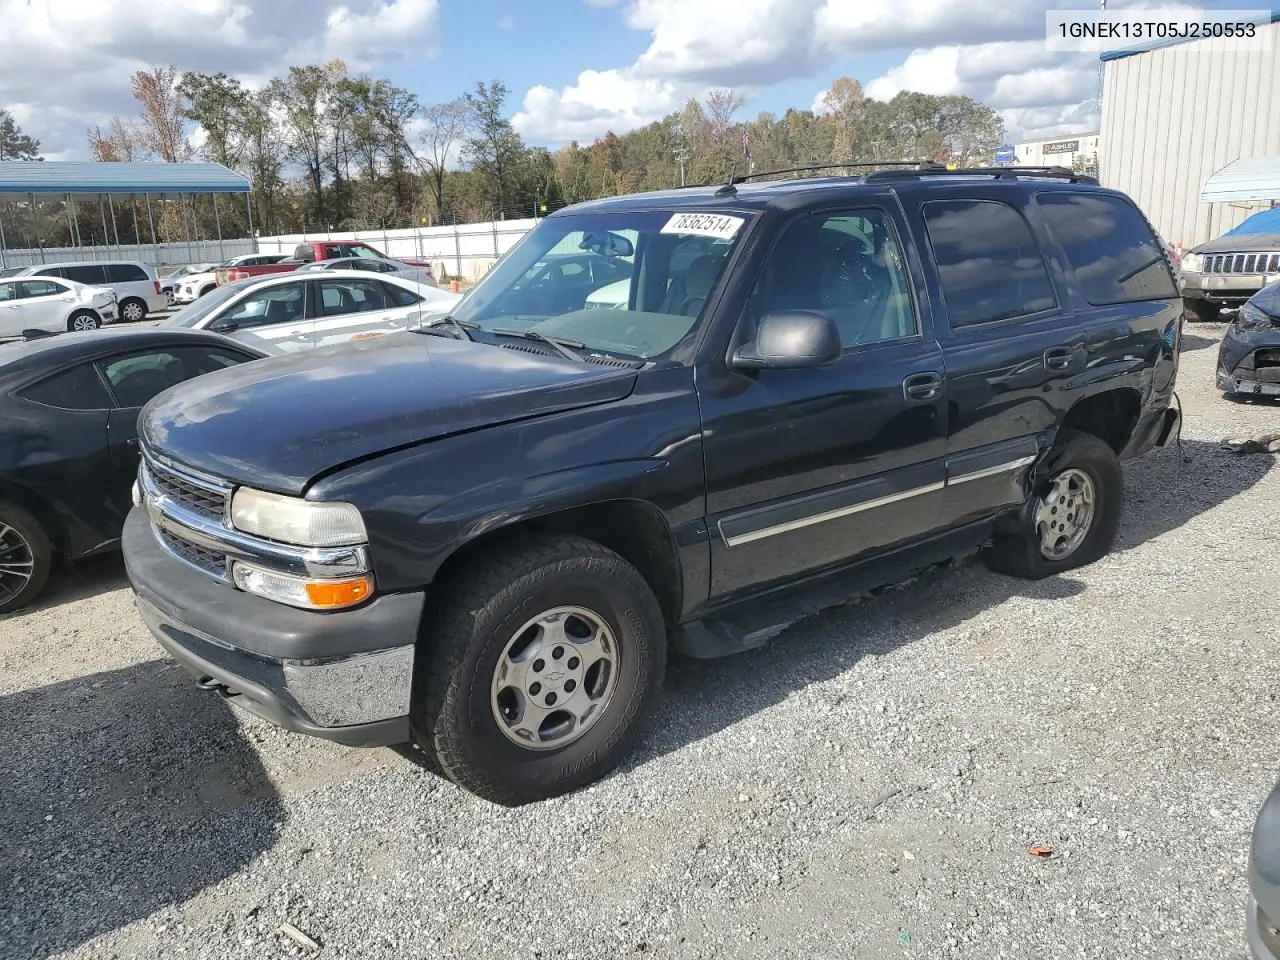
[677,255,726,317]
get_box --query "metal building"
[1099,12,1280,250]
[0,161,252,269]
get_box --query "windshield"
[449,210,748,360]
[162,279,256,327]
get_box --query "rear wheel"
[0,501,54,615]
[67,311,100,332]
[119,298,147,323]
[983,430,1124,581]
[411,535,666,805]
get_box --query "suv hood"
[140,333,638,494]
[1193,232,1280,254]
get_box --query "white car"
[0,276,118,336]
[16,260,166,323]
[161,270,461,352]
[173,254,290,304]
[298,256,438,287]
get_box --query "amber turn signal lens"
[304,576,374,608]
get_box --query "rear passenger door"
[700,203,948,604]
[310,277,414,347]
[15,279,75,330]
[910,192,1084,527]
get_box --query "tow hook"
[195,675,239,697]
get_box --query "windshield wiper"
[411,313,478,341]
[491,327,585,362]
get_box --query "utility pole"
[673,120,691,187]
[674,146,691,187]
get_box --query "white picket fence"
[0,218,540,279]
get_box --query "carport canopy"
[1200,155,1280,204]
[0,161,250,200]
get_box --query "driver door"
[697,203,949,606]
[208,280,313,351]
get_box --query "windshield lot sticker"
[661,213,744,239]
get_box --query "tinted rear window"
[1037,193,1179,305]
[922,199,1058,328]
[106,263,149,283]
[18,363,114,410]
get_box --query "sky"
[0,0,1257,162]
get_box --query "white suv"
[17,261,167,323]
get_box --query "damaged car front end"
[1218,281,1280,398]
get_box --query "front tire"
[67,310,100,332]
[983,430,1124,580]
[412,535,666,806]
[1183,297,1220,323]
[0,501,54,614]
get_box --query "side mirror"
[210,320,239,333]
[731,310,842,370]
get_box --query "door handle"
[1044,346,1073,371]
[903,371,943,404]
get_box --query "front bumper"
[1184,272,1269,305]
[1217,322,1280,396]
[122,506,421,747]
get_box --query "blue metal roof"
[0,162,250,198]
[1100,10,1280,61]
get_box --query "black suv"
[122,166,1183,805]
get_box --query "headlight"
[1237,302,1276,331]
[1180,253,1202,273]
[232,561,373,610]
[229,487,367,547]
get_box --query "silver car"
[297,256,438,287]
[160,270,459,352]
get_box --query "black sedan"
[1218,279,1280,398]
[0,327,272,613]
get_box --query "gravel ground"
[2,321,1278,960]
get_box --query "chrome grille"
[1203,252,1280,275]
[142,456,227,523]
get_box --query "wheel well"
[0,480,68,557]
[1061,389,1141,454]
[432,501,683,628]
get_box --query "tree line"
[0,70,1006,250]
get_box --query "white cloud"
[512,68,687,143]
[517,0,1105,146]
[0,0,441,157]
[497,14,516,29]
[862,39,1102,141]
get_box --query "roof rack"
[864,165,1098,185]
[702,160,944,198]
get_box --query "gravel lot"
[2,321,1277,960]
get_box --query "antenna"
[714,163,738,198]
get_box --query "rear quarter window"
[1037,193,1179,305]
[106,263,149,283]
[18,364,114,410]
